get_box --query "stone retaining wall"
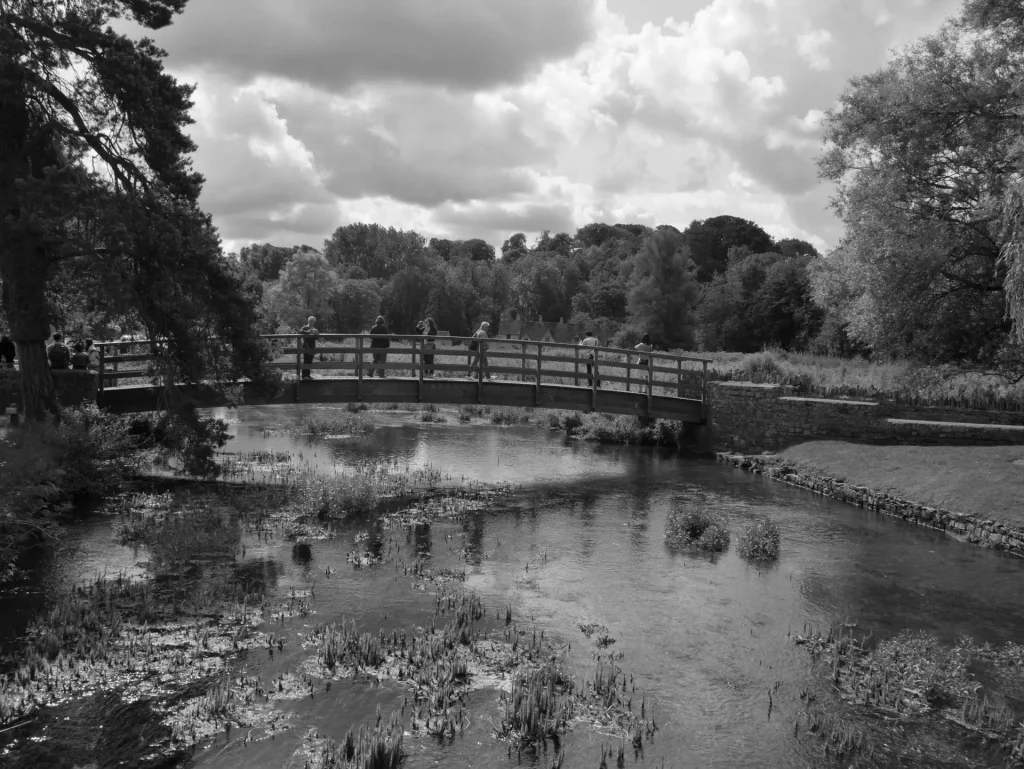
[717,452,1024,558]
[891,404,1024,426]
[706,381,1024,452]
[0,369,98,409]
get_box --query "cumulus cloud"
[152,0,596,92]
[797,29,834,70]
[148,0,965,253]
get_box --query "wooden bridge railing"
[97,335,710,418]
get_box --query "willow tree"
[0,0,271,419]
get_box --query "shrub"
[344,402,369,413]
[419,412,447,423]
[560,413,583,435]
[738,350,786,383]
[665,504,730,552]
[737,516,781,561]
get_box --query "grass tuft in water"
[302,708,404,768]
[303,413,376,436]
[737,516,781,561]
[665,504,730,552]
[489,407,531,426]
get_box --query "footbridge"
[95,335,709,423]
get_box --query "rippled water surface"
[3,404,1024,768]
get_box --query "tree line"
[239,217,825,353]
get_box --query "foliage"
[737,516,781,561]
[680,216,774,283]
[815,7,1023,373]
[303,413,375,436]
[264,249,341,330]
[665,504,730,552]
[698,252,823,352]
[626,230,700,347]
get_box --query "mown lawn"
[778,441,1024,526]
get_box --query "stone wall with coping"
[0,369,98,410]
[706,381,1024,453]
[718,453,1024,558]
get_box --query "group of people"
[294,317,654,384]
[0,332,103,371]
[47,333,101,371]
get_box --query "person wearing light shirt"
[580,330,600,387]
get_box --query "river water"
[3,404,1024,768]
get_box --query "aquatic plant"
[419,412,447,423]
[665,504,730,553]
[118,497,240,573]
[302,709,404,769]
[344,402,369,413]
[737,516,781,561]
[489,407,531,426]
[303,412,375,437]
[496,662,577,748]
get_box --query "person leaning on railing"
[369,316,391,378]
[580,330,600,387]
[47,332,71,370]
[85,338,100,372]
[298,316,319,380]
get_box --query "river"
[2,404,1023,768]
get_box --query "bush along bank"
[718,453,1024,558]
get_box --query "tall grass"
[303,412,375,436]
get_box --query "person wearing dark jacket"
[298,316,319,379]
[0,335,15,368]
[416,318,438,376]
[369,316,391,378]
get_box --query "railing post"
[357,336,364,401]
[476,337,483,403]
[647,355,654,417]
[521,341,526,383]
[702,359,709,422]
[535,343,542,406]
[591,349,598,412]
[416,338,423,402]
[574,346,579,387]
[98,344,106,398]
[677,358,683,398]
[626,352,631,393]
[295,334,302,380]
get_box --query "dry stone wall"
[706,381,1024,452]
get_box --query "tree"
[323,223,425,279]
[626,231,700,347]
[815,11,1019,366]
[239,243,297,282]
[680,216,774,282]
[450,238,495,262]
[265,250,341,330]
[1,1,271,419]
[501,232,528,257]
[698,252,822,352]
[330,279,383,333]
[774,238,819,259]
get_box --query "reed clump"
[489,407,531,426]
[303,413,375,437]
[303,708,404,769]
[737,516,781,561]
[665,504,730,552]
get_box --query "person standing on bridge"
[417,318,438,377]
[633,333,653,387]
[47,333,71,370]
[85,339,100,372]
[299,316,319,380]
[467,321,490,379]
[370,315,391,378]
[580,330,600,387]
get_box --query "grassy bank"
[775,441,1024,527]
[703,349,1024,408]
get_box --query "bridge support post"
[647,356,653,418]
[574,346,579,386]
[591,349,597,412]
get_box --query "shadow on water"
[2,404,1023,768]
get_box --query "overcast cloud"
[144,0,965,254]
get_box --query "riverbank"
[718,441,1024,557]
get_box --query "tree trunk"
[2,245,59,421]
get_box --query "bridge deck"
[99,375,705,423]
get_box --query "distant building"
[497,314,612,345]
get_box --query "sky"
[138,0,965,256]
